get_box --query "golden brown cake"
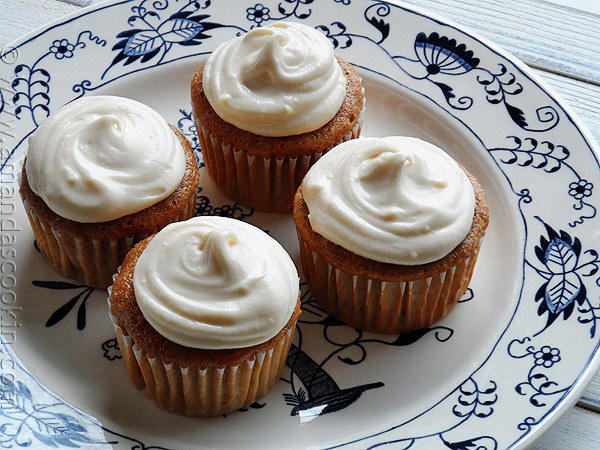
[191,22,365,213]
[108,217,301,416]
[20,96,199,289]
[293,137,490,334]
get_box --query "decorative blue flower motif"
[195,188,254,219]
[0,376,107,448]
[177,108,201,161]
[509,338,569,407]
[246,4,271,24]
[533,346,560,368]
[487,137,595,228]
[389,30,559,130]
[534,225,586,318]
[12,30,105,126]
[316,22,352,49]
[414,32,480,76]
[104,2,226,78]
[528,219,600,336]
[569,179,593,200]
[49,39,75,59]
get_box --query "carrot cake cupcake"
[20,95,199,289]
[108,216,301,416]
[294,136,489,334]
[191,21,364,212]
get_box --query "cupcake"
[19,95,199,289]
[294,137,489,334]
[191,21,364,213]
[108,216,301,416]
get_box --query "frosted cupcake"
[191,21,364,212]
[293,137,489,334]
[108,216,301,416]
[19,96,199,289]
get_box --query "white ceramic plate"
[1,0,599,448]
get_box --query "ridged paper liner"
[23,191,197,289]
[106,277,295,417]
[198,95,365,213]
[298,236,482,334]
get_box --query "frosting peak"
[133,217,299,349]
[25,95,186,223]
[302,137,476,265]
[202,21,346,137]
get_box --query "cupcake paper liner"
[198,96,365,213]
[298,235,482,334]
[23,191,197,289]
[106,275,296,417]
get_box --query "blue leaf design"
[32,280,82,290]
[158,18,203,43]
[443,437,481,449]
[0,376,106,447]
[17,382,32,401]
[123,30,163,56]
[506,103,527,128]
[366,15,389,43]
[544,272,581,314]
[544,238,578,273]
[0,379,34,422]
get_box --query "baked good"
[108,216,301,416]
[191,21,364,212]
[293,136,489,334]
[19,95,199,289]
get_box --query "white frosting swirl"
[202,21,346,137]
[26,95,186,223]
[132,217,299,349]
[302,137,476,265]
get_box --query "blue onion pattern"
[414,32,480,75]
[569,179,593,200]
[102,0,236,78]
[525,218,600,336]
[508,338,569,407]
[49,39,75,59]
[246,4,271,24]
[176,108,203,167]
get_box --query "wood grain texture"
[580,373,600,412]
[537,70,600,145]
[0,0,78,47]
[399,0,600,85]
[530,406,600,449]
[545,0,600,16]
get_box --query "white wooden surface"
[530,407,600,449]
[0,0,78,46]
[3,0,600,448]
[401,0,600,84]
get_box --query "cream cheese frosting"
[25,95,186,223]
[202,21,346,137]
[132,216,299,349]
[302,137,476,265]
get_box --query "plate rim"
[1,0,599,448]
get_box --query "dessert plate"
[1,0,599,448]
